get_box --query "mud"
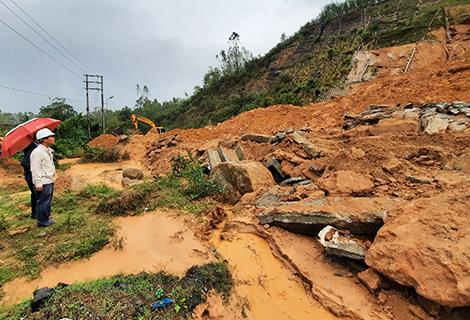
[1,210,214,306]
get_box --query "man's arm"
[30,150,43,191]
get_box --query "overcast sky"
[0,0,330,116]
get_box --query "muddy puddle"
[56,159,149,190]
[1,211,212,306]
[2,211,338,319]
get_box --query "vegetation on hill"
[1,0,469,139]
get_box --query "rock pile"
[345,102,470,133]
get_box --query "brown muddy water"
[2,211,338,319]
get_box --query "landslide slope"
[166,0,470,130]
[112,15,470,320]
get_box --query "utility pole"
[84,74,104,137]
[100,76,105,134]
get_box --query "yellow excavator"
[131,114,166,134]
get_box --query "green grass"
[0,186,118,283]
[0,155,228,315]
[0,262,232,320]
[0,183,28,197]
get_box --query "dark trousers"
[34,183,54,226]
[25,179,37,216]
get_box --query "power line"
[0,84,84,102]
[9,0,97,74]
[0,0,88,74]
[0,18,83,79]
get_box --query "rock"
[0,195,12,204]
[317,170,375,196]
[241,133,271,143]
[369,119,421,136]
[210,161,275,198]
[358,268,388,293]
[366,197,470,307]
[448,119,469,131]
[31,287,55,312]
[279,177,308,186]
[424,115,449,133]
[233,144,246,161]
[9,227,29,235]
[405,175,434,184]
[269,131,287,144]
[408,305,434,320]
[122,168,144,180]
[118,134,128,142]
[151,135,177,149]
[112,127,124,136]
[264,157,286,182]
[207,149,222,170]
[217,146,237,162]
[453,152,470,173]
[122,177,139,186]
[257,196,396,235]
[319,226,368,260]
[288,132,324,158]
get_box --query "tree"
[216,32,253,75]
[39,98,77,121]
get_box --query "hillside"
[161,0,470,130]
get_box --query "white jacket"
[30,144,56,188]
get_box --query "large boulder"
[122,168,144,180]
[366,196,470,307]
[210,161,275,197]
[257,192,399,235]
[317,170,375,196]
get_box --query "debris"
[31,287,55,312]
[151,298,174,309]
[318,225,368,260]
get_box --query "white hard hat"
[36,128,55,140]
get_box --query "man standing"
[30,128,57,227]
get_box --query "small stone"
[358,268,387,293]
[378,292,387,303]
[334,270,344,277]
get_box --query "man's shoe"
[38,220,56,227]
[31,213,37,219]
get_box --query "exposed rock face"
[241,133,271,143]
[257,187,398,234]
[122,168,144,180]
[317,170,375,196]
[366,196,470,307]
[345,102,470,133]
[210,161,275,197]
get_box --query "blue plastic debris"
[151,298,174,309]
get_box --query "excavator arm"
[131,114,166,134]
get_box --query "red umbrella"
[0,118,62,158]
